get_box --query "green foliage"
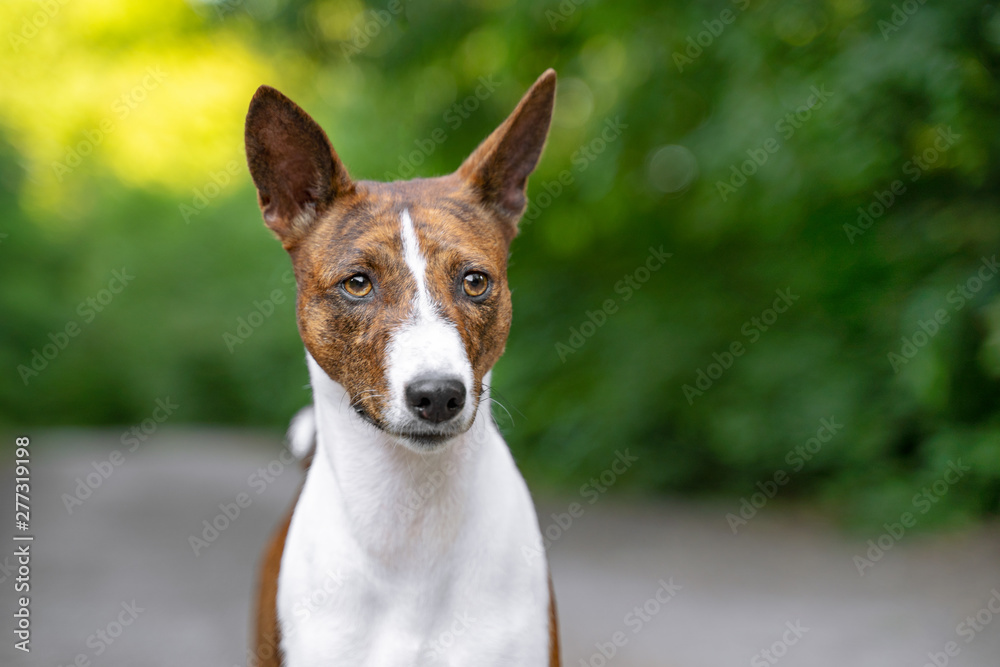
[2,0,1000,530]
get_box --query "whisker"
[480,382,523,426]
[348,388,384,408]
[486,396,515,427]
[483,384,527,419]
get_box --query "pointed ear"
[244,85,353,247]
[456,69,556,234]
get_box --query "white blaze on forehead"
[399,209,432,316]
[385,209,474,428]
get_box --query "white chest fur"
[276,357,550,666]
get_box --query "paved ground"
[1,429,998,666]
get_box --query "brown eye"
[342,274,372,298]
[463,271,489,298]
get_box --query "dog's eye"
[342,274,373,298]
[463,272,489,298]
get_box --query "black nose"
[405,377,466,423]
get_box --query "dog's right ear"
[244,86,353,248]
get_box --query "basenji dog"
[243,70,560,666]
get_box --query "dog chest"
[276,442,551,666]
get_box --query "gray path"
[0,429,997,666]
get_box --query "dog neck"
[304,353,497,566]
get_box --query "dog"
[243,69,560,666]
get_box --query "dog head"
[244,70,556,450]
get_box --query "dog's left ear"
[456,69,556,238]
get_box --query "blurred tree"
[1,0,998,529]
